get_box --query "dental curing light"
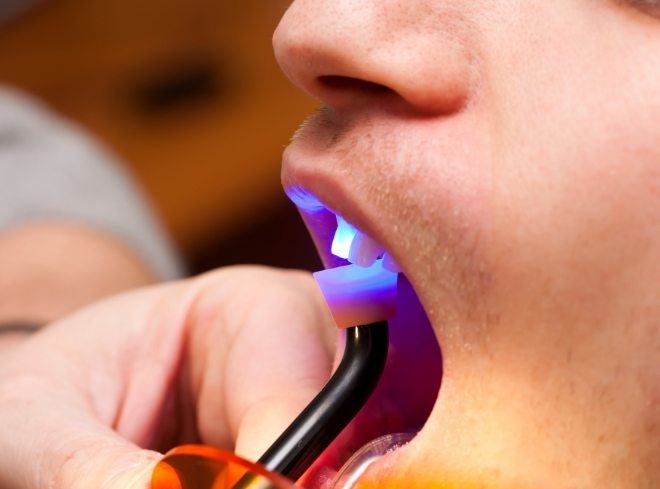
[235,260,399,485]
[247,321,389,483]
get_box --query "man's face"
[274,1,660,487]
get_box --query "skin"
[0,267,337,488]
[274,0,659,487]
[0,221,155,350]
[0,1,658,488]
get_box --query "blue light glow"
[313,259,398,327]
[285,187,327,212]
[327,259,397,296]
[331,215,358,259]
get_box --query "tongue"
[300,276,443,488]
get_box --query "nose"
[273,0,475,115]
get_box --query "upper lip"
[281,142,394,271]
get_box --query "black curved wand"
[234,321,389,486]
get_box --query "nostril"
[317,75,393,96]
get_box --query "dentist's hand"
[0,266,337,489]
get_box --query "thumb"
[234,386,323,462]
[189,268,338,465]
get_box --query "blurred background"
[0,0,322,274]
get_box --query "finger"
[0,368,160,489]
[0,284,192,489]
[0,266,337,488]
[186,267,338,462]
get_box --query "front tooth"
[331,216,358,259]
[349,231,384,267]
[382,252,402,273]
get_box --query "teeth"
[331,213,399,271]
[382,252,402,273]
[348,231,385,267]
[331,216,358,260]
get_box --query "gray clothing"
[0,86,183,280]
[0,0,42,25]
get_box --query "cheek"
[355,5,660,487]
[345,111,496,325]
[486,1,660,331]
[494,123,658,308]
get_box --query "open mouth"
[288,188,443,489]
